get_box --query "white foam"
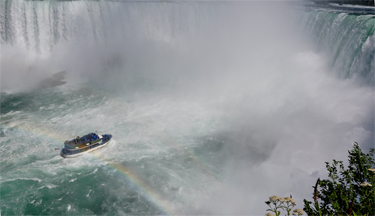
[2,178,42,183]
[89,168,98,175]
[37,184,58,190]
[86,190,92,197]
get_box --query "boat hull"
[61,139,111,158]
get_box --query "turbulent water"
[1,1,374,215]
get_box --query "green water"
[300,7,375,82]
[0,85,227,215]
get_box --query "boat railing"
[64,138,102,150]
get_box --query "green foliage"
[303,143,375,215]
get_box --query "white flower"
[293,208,305,215]
[269,195,283,202]
[284,197,297,205]
[360,182,372,187]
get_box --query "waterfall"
[2,1,374,83]
[300,8,375,83]
[0,0,219,55]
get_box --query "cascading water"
[1,1,374,215]
[299,5,375,83]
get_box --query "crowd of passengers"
[70,133,100,145]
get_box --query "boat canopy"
[64,133,100,149]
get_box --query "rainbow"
[84,132,223,215]
[4,120,67,145]
[5,120,222,215]
[90,151,178,215]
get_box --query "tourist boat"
[60,132,112,158]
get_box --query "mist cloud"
[1,1,373,215]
